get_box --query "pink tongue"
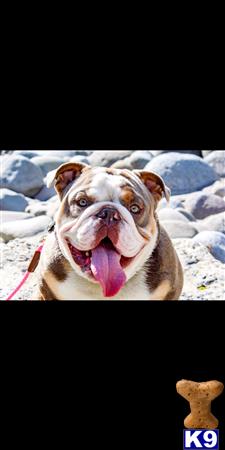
[91,242,126,297]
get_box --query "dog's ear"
[133,170,171,204]
[46,162,90,198]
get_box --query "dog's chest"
[52,269,151,300]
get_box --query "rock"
[0,215,51,242]
[129,150,153,168]
[35,185,56,201]
[25,201,49,217]
[0,154,44,197]
[0,188,30,212]
[1,211,34,223]
[32,154,90,179]
[145,152,218,195]
[70,155,90,164]
[112,151,153,170]
[48,195,58,203]
[173,239,225,300]
[88,150,133,167]
[31,156,66,176]
[150,150,203,157]
[13,150,42,159]
[202,150,213,157]
[158,196,184,210]
[203,178,225,197]
[184,192,225,219]
[195,213,225,234]
[175,208,197,222]
[204,150,225,177]
[193,231,225,263]
[158,208,189,223]
[32,150,89,158]
[161,221,198,238]
[26,195,60,218]
[111,158,133,170]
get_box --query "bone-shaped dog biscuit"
[176,379,224,429]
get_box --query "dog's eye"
[77,198,88,207]
[130,204,141,214]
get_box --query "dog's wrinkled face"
[47,163,170,297]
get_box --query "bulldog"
[32,162,184,300]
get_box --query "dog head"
[47,162,170,297]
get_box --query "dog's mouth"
[66,237,135,297]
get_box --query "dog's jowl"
[33,163,184,300]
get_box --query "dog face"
[47,163,170,297]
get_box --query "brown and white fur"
[32,163,184,300]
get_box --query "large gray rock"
[193,231,225,263]
[129,151,153,168]
[145,152,218,195]
[150,150,202,157]
[31,156,66,176]
[32,154,90,179]
[195,212,225,234]
[204,150,225,177]
[161,221,198,238]
[158,208,189,223]
[112,151,153,170]
[0,215,51,242]
[35,185,56,201]
[203,178,225,197]
[0,188,30,212]
[88,150,133,167]
[184,192,225,219]
[1,211,34,223]
[0,154,44,197]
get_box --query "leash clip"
[47,221,55,233]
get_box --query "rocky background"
[0,150,225,300]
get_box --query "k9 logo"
[183,430,219,449]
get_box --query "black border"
[1,301,224,450]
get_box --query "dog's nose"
[96,207,121,225]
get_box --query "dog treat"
[176,379,224,429]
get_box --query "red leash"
[5,242,44,301]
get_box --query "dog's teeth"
[86,252,89,256]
